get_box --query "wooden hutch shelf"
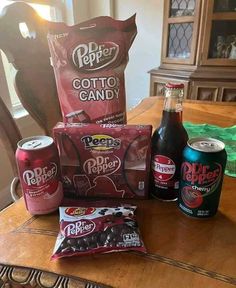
[150,0,236,101]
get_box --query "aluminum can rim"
[187,137,225,153]
[17,136,54,151]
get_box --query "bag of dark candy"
[51,205,146,259]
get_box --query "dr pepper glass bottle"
[16,136,63,215]
[151,83,188,201]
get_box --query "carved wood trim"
[0,264,112,288]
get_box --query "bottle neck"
[163,94,183,112]
[161,94,184,124]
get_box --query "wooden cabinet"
[150,0,236,101]
[161,0,201,65]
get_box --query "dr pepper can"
[16,136,63,215]
[178,137,227,218]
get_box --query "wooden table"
[0,97,236,288]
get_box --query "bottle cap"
[166,83,184,89]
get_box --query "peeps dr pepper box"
[53,123,152,199]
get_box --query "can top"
[188,137,225,153]
[18,136,54,150]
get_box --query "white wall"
[87,0,114,18]
[114,0,164,109]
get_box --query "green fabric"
[183,122,236,177]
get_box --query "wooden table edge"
[0,263,112,288]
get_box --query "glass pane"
[214,0,236,12]
[197,88,217,101]
[208,21,236,59]
[222,89,236,101]
[170,0,195,17]
[167,23,193,58]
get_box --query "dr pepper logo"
[83,155,121,176]
[72,41,119,71]
[23,163,57,186]
[181,162,222,186]
[63,219,95,238]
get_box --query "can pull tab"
[27,140,42,149]
[22,140,42,149]
[200,142,215,148]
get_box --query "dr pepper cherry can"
[179,137,227,218]
[16,136,63,215]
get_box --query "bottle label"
[152,155,177,188]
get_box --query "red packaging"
[48,15,137,124]
[16,136,63,215]
[53,123,152,199]
[51,205,146,259]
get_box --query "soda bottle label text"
[152,155,176,182]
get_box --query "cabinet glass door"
[214,0,236,12]
[208,21,236,59]
[170,0,195,17]
[168,22,193,59]
[162,0,200,64]
[201,0,236,66]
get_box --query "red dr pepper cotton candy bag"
[48,15,137,124]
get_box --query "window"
[0,0,64,116]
